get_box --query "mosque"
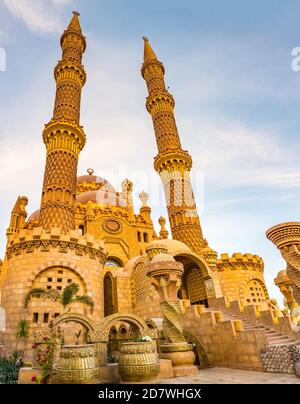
[0,12,299,381]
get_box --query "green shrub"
[0,358,21,384]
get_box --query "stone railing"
[208,296,300,342]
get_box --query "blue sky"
[1,0,300,304]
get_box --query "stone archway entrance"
[98,313,158,359]
[176,255,211,307]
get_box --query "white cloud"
[2,0,73,33]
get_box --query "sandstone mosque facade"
[0,12,299,377]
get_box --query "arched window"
[105,258,122,268]
[104,273,116,317]
[79,224,85,235]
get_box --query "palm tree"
[24,283,94,314]
[16,319,29,358]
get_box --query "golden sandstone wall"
[217,253,269,304]
[1,228,106,357]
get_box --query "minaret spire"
[143,37,158,62]
[38,12,87,234]
[67,10,82,32]
[141,38,206,255]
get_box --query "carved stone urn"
[51,344,99,384]
[118,341,160,383]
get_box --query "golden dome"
[77,171,115,193]
[277,269,287,277]
[151,253,175,263]
[147,239,191,255]
[76,190,126,206]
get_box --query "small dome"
[148,239,191,255]
[76,190,127,207]
[277,270,287,277]
[151,253,175,263]
[77,170,115,192]
[28,210,40,221]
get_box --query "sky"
[0,0,300,305]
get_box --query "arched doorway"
[176,256,209,307]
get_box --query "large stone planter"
[51,344,99,384]
[295,360,300,378]
[118,342,159,382]
[160,342,198,377]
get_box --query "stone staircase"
[206,303,300,374]
[218,310,300,347]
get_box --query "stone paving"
[162,367,300,384]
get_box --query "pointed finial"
[139,191,149,207]
[67,10,82,32]
[143,36,158,62]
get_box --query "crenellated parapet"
[6,227,107,264]
[217,253,264,272]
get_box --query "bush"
[107,356,119,363]
[0,357,21,384]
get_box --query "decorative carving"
[51,344,99,384]
[6,230,107,264]
[102,219,122,234]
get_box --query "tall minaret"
[141,37,206,255]
[39,12,87,234]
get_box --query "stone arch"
[53,312,97,331]
[183,330,211,369]
[175,253,213,306]
[25,260,94,295]
[98,313,152,335]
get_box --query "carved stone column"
[145,245,198,377]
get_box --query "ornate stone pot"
[118,342,160,382]
[51,344,99,384]
[294,360,300,378]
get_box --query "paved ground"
[162,367,300,384]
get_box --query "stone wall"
[1,228,106,359]
[217,253,269,303]
[262,345,300,374]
